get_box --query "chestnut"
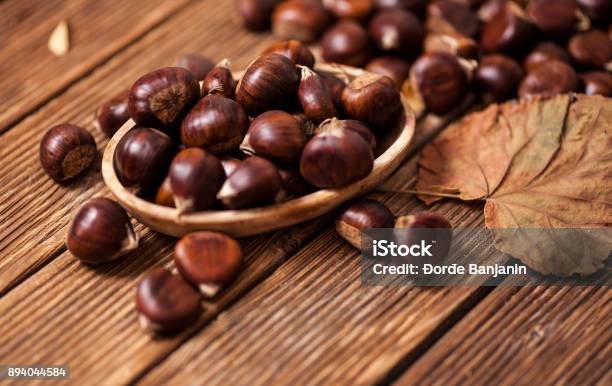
[292,111,317,137]
[261,39,316,68]
[271,0,330,43]
[321,20,372,67]
[174,231,243,297]
[94,90,130,138]
[579,71,612,96]
[128,67,200,129]
[423,32,480,60]
[201,59,236,99]
[113,127,174,194]
[323,0,373,21]
[528,0,588,37]
[39,124,97,182]
[336,198,395,249]
[236,0,280,31]
[67,197,138,264]
[369,9,424,56]
[175,53,214,81]
[523,41,571,72]
[395,211,452,263]
[240,110,306,164]
[341,73,401,134]
[235,53,300,116]
[299,126,374,188]
[374,0,427,16]
[217,156,283,209]
[169,148,225,214]
[410,52,468,115]
[577,0,612,24]
[474,54,523,103]
[278,167,315,198]
[219,156,242,177]
[480,1,534,56]
[181,94,249,153]
[317,117,376,150]
[297,66,337,123]
[568,30,612,71]
[365,56,411,89]
[155,176,175,208]
[317,70,348,111]
[518,59,579,99]
[477,0,507,23]
[427,0,480,38]
[136,267,200,334]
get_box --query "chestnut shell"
[95,90,130,138]
[518,60,578,99]
[368,9,424,55]
[175,54,214,81]
[39,124,97,182]
[321,20,372,67]
[298,66,338,123]
[474,54,523,103]
[261,40,316,68]
[271,0,330,43]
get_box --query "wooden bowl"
[102,63,416,237]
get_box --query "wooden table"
[0,1,610,384]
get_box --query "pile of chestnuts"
[237,0,612,115]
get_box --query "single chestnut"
[113,127,174,194]
[579,71,612,96]
[568,30,612,71]
[217,156,283,209]
[395,211,452,263]
[67,197,138,264]
[201,59,236,99]
[136,268,200,334]
[321,20,372,67]
[365,56,411,89]
[336,198,395,249]
[175,53,214,81]
[297,66,338,123]
[374,0,427,16]
[219,156,242,177]
[240,110,306,164]
[369,9,424,56]
[474,54,523,103]
[323,0,373,20]
[528,0,588,37]
[523,41,571,72]
[427,0,480,38]
[410,52,468,115]
[299,126,374,188]
[317,70,348,111]
[235,53,300,116]
[577,0,612,24]
[423,32,480,60]
[261,39,316,68]
[278,167,315,198]
[317,117,376,150]
[174,231,243,297]
[518,59,579,99]
[128,67,200,129]
[155,176,175,208]
[169,148,225,214]
[271,0,330,43]
[341,73,402,134]
[236,0,280,31]
[39,124,97,182]
[94,90,130,137]
[480,1,534,55]
[181,94,249,153]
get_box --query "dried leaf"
[48,21,70,56]
[416,94,612,276]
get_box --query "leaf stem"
[376,188,462,199]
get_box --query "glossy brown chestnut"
[523,41,571,72]
[136,268,200,334]
[321,20,372,67]
[369,9,424,56]
[324,0,373,20]
[175,53,214,81]
[174,231,243,297]
[201,59,236,99]
[423,32,480,59]
[67,197,138,264]
[39,124,97,182]
[395,211,452,263]
[317,117,376,150]
[410,52,468,115]
[568,30,612,70]
[480,2,534,55]
[528,0,587,37]
[278,167,315,198]
[427,0,479,38]
[336,198,395,248]
[236,0,280,31]
[474,54,523,103]
[113,127,174,194]
[365,56,411,89]
[577,0,612,24]
[341,73,401,133]
[240,110,306,164]
[261,39,316,68]
[299,126,374,188]
[95,90,130,138]
[128,67,200,129]
[579,71,612,96]
[271,0,330,43]
[219,156,242,177]
[181,94,249,153]
[155,176,175,208]
[374,0,427,16]
[317,70,348,111]
[518,59,579,99]
[217,156,283,209]
[235,53,300,116]
[169,148,225,214]
[297,66,337,123]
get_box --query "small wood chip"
[48,21,70,56]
